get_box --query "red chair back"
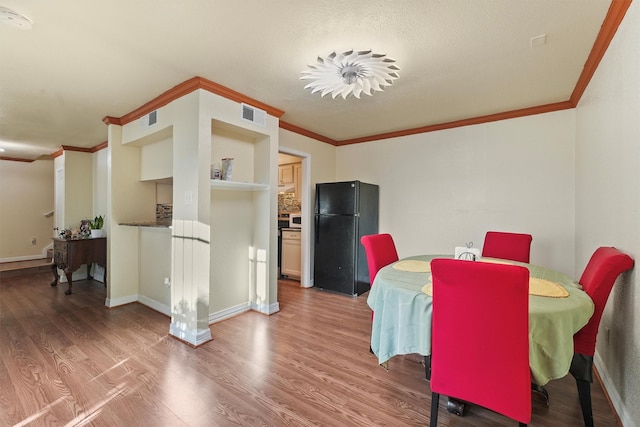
[360,234,399,286]
[430,258,531,424]
[481,231,533,263]
[574,247,634,356]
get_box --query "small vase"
[90,229,103,238]
[221,158,234,181]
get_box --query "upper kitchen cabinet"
[279,164,294,185]
[277,161,302,202]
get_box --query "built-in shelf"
[210,180,268,191]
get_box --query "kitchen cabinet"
[281,229,301,279]
[279,164,294,184]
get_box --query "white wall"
[575,2,640,425]
[336,110,576,276]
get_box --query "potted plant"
[89,215,104,238]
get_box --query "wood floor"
[0,273,619,426]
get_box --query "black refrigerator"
[314,181,379,296]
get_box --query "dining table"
[367,254,595,386]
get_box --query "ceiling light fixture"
[301,50,400,99]
[0,6,33,30]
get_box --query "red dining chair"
[361,234,399,353]
[361,233,399,289]
[481,231,533,263]
[569,247,633,427]
[429,258,531,426]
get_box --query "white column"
[169,91,212,346]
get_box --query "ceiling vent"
[241,103,267,127]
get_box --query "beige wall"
[336,110,576,276]
[575,2,640,425]
[0,159,54,260]
[93,148,109,221]
[63,151,94,229]
[138,227,172,313]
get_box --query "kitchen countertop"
[120,221,171,228]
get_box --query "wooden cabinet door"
[281,231,301,278]
[279,164,294,184]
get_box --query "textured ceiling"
[0,0,615,160]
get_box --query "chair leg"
[531,383,549,407]
[569,353,594,427]
[576,378,593,427]
[430,392,440,427]
[424,355,431,380]
[446,398,465,416]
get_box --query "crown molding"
[0,156,34,163]
[50,142,108,159]
[91,141,109,152]
[102,76,285,127]
[570,0,631,105]
[335,101,575,146]
[279,121,337,145]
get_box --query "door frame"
[278,147,312,287]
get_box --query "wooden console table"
[51,237,107,295]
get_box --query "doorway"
[277,149,311,287]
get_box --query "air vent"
[241,103,267,127]
[140,110,158,128]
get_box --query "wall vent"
[140,110,158,127]
[241,103,267,127]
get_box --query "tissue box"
[454,246,481,261]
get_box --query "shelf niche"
[209,119,274,318]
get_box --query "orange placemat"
[421,278,568,298]
[422,283,433,296]
[478,258,515,265]
[529,278,569,298]
[393,260,431,273]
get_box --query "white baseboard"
[105,292,170,316]
[137,295,170,316]
[1,253,49,264]
[207,300,280,323]
[251,301,280,315]
[209,302,251,324]
[105,293,138,308]
[169,322,212,346]
[594,351,637,427]
[107,295,278,335]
